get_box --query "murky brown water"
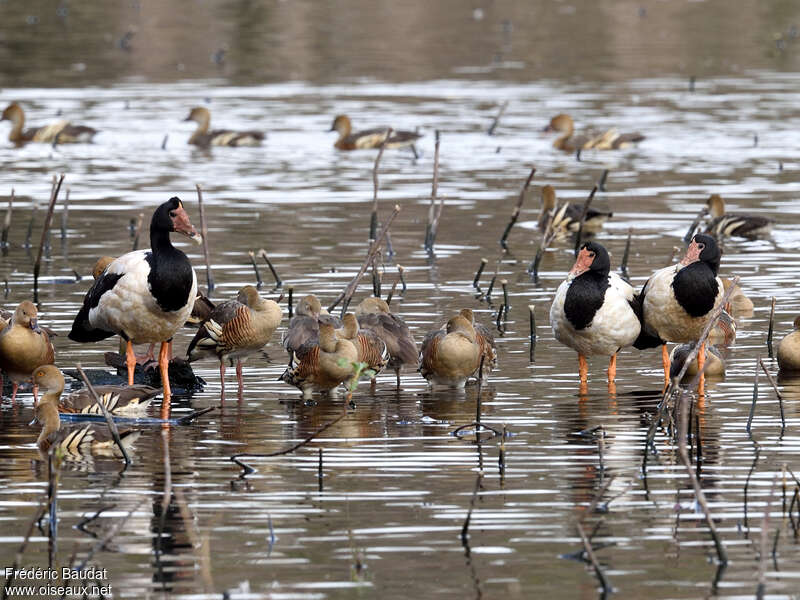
[2,1,800,599]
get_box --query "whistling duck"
[330,115,422,152]
[187,285,282,399]
[538,185,612,234]
[354,297,418,387]
[58,383,159,415]
[184,107,264,147]
[186,290,215,325]
[778,316,800,373]
[68,197,201,414]
[279,322,358,400]
[638,234,724,386]
[721,276,754,318]
[33,366,140,458]
[0,301,55,402]
[544,113,644,153]
[550,242,641,386]
[338,313,389,381]
[705,194,773,239]
[419,314,481,389]
[670,343,726,379]
[1,102,97,144]
[458,308,497,380]
[282,294,342,358]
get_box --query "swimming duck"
[279,322,358,400]
[282,294,342,359]
[184,107,264,148]
[544,113,644,153]
[330,115,422,152]
[338,313,389,381]
[669,343,726,379]
[705,194,773,239]
[778,316,800,373]
[550,242,641,386]
[58,383,160,415]
[538,185,612,234]
[638,234,724,386]
[0,301,55,402]
[68,197,201,413]
[419,314,481,389]
[187,285,282,399]
[457,308,497,380]
[1,102,97,144]
[33,365,140,458]
[354,297,418,387]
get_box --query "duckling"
[544,113,644,153]
[778,316,800,373]
[330,115,422,153]
[354,297,418,387]
[538,185,612,234]
[0,301,55,402]
[58,384,160,415]
[705,194,773,239]
[33,365,140,458]
[187,285,282,398]
[457,308,496,380]
[282,294,342,359]
[338,313,389,381]
[1,102,97,144]
[279,323,358,400]
[419,314,481,389]
[670,343,726,378]
[183,107,264,147]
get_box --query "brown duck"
[0,301,55,402]
[338,313,389,381]
[1,102,97,144]
[458,308,497,380]
[355,297,418,386]
[544,113,644,153]
[419,314,481,389]
[187,285,282,398]
[184,107,264,147]
[282,294,342,359]
[705,194,773,239]
[330,115,421,152]
[58,383,160,416]
[778,316,800,373]
[538,185,612,234]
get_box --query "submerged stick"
[195,184,214,292]
[501,279,509,319]
[767,297,776,359]
[258,248,283,287]
[248,251,263,288]
[487,100,509,136]
[369,128,391,242]
[683,207,708,244]
[34,174,65,302]
[573,185,598,256]
[473,258,488,288]
[499,167,536,248]
[529,305,536,362]
[75,364,131,465]
[759,358,786,433]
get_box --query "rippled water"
[3,2,800,599]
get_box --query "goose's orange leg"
[607,354,617,383]
[578,354,588,384]
[159,341,171,419]
[126,340,136,385]
[661,344,670,384]
[697,342,706,397]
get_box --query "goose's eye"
[169,211,176,218]
[588,252,595,258]
[697,243,705,250]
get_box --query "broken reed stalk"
[371,255,381,298]
[426,131,443,253]
[529,305,536,362]
[683,207,708,244]
[759,358,786,433]
[473,258,488,288]
[677,389,728,565]
[620,228,633,279]
[597,169,609,192]
[501,279,509,319]
[385,275,399,305]
[369,129,391,242]
[487,100,509,136]
[767,297,776,358]
[60,187,69,240]
[530,215,556,282]
[398,264,407,293]
[460,472,483,544]
[174,489,215,594]
[573,185,598,256]
[318,447,323,492]
[287,286,294,318]
[161,134,168,150]
[131,213,144,251]
[33,174,65,302]
[748,358,759,435]
[1,189,12,251]
[248,250,263,288]
[576,521,612,594]
[75,364,131,465]
[2,500,46,600]
[328,205,401,315]
[258,248,283,287]
[195,184,214,292]
[499,167,536,248]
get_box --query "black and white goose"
[68,197,201,414]
[638,233,724,387]
[550,241,641,387]
[705,194,772,239]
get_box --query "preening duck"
[550,242,641,387]
[282,294,342,359]
[538,185,612,234]
[1,102,97,144]
[68,197,201,414]
[33,366,140,459]
[330,115,422,153]
[187,285,282,399]
[0,301,55,402]
[638,234,724,387]
[419,314,481,389]
[337,313,389,382]
[355,297,418,387]
[544,113,644,153]
[458,308,496,380]
[778,316,800,373]
[670,343,726,379]
[705,194,773,239]
[184,107,264,147]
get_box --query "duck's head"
[706,194,725,219]
[237,285,263,308]
[340,313,359,339]
[541,185,557,211]
[459,308,475,324]
[1,102,23,124]
[297,294,322,318]
[446,315,476,342]
[31,365,65,397]
[184,107,210,124]
[152,197,202,245]
[13,300,41,332]
[570,242,610,278]
[356,296,390,315]
[681,234,721,274]
[544,113,574,134]
[794,316,800,331]
[330,115,351,135]
[92,256,115,279]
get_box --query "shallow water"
[2,2,800,599]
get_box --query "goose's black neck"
[564,271,609,330]
[147,226,193,313]
[672,262,718,318]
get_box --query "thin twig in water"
[487,100,508,136]
[75,364,131,465]
[259,248,283,287]
[461,472,483,544]
[60,187,69,240]
[576,521,612,594]
[573,185,598,256]
[619,228,632,280]
[369,128,391,242]
[748,357,759,435]
[131,213,144,251]
[759,358,786,433]
[528,304,536,362]
[195,184,214,293]
[427,131,444,253]
[248,250,263,288]
[34,174,65,302]
[2,188,13,251]
[683,207,708,244]
[499,167,535,248]
[473,258,488,289]
[767,297,776,359]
